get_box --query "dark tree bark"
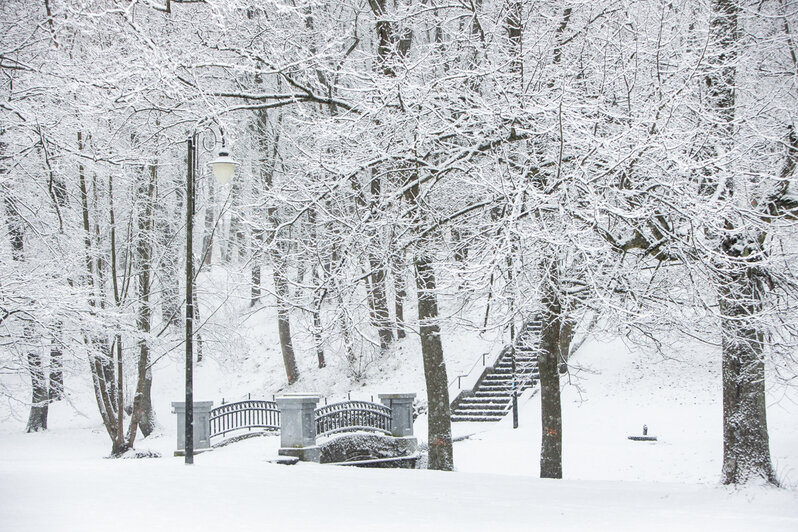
[558,316,575,373]
[25,323,48,433]
[308,208,326,368]
[393,261,407,340]
[274,260,300,384]
[367,176,395,352]
[4,172,49,431]
[365,0,400,352]
[251,227,264,307]
[415,256,453,471]
[538,266,563,479]
[224,178,245,263]
[192,281,203,364]
[404,169,454,471]
[79,135,125,454]
[719,273,775,485]
[705,0,776,485]
[201,177,215,266]
[256,103,300,384]
[157,165,182,329]
[133,162,157,437]
[311,268,326,369]
[48,324,63,401]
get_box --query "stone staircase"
[450,320,541,423]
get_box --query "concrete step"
[495,357,538,363]
[454,403,508,411]
[493,359,538,369]
[451,416,503,423]
[491,374,537,381]
[492,366,539,374]
[474,390,510,399]
[494,362,538,370]
[452,410,506,419]
[493,371,537,377]
[458,397,511,406]
[451,411,506,419]
[479,386,520,392]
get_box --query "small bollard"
[628,423,657,442]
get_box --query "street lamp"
[209,151,237,184]
[185,134,237,465]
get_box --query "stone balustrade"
[173,393,417,463]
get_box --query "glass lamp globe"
[209,151,237,184]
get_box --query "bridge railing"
[315,400,392,437]
[209,399,280,439]
[174,392,416,459]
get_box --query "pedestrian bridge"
[172,393,417,466]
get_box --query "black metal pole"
[512,345,518,429]
[185,135,195,465]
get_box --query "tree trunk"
[706,0,776,485]
[558,316,575,373]
[25,323,48,433]
[538,266,563,479]
[719,283,776,484]
[48,325,63,401]
[415,256,453,471]
[393,262,406,340]
[192,282,203,364]
[369,254,394,351]
[4,190,49,431]
[403,168,453,470]
[134,162,157,437]
[274,259,299,384]
[257,102,300,384]
[365,0,398,352]
[225,178,245,263]
[202,177,215,266]
[157,167,181,329]
[251,227,264,307]
[311,267,326,369]
[308,208,325,368]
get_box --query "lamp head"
[209,151,237,184]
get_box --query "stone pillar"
[378,393,416,437]
[172,401,214,453]
[276,394,321,462]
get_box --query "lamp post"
[185,134,237,465]
[511,344,518,429]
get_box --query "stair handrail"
[448,351,492,392]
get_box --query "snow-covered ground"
[2,434,796,532]
[1,331,797,531]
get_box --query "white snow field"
[1,335,797,531]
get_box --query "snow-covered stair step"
[474,389,510,398]
[455,403,508,412]
[451,414,504,422]
[482,374,536,383]
[493,364,538,373]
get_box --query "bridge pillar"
[276,394,321,462]
[378,393,416,437]
[172,401,214,454]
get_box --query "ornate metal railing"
[209,399,280,439]
[315,400,392,437]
